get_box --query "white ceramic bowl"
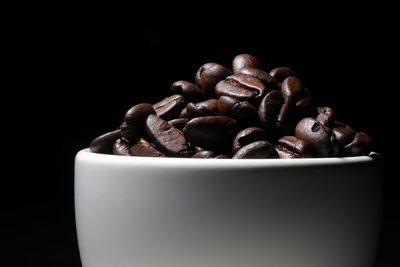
[75,148,382,267]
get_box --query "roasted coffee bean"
[90,129,121,154]
[330,133,341,157]
[332,121,356,146]
[295,87,316,119]
[122,103,150,140]
[185,99,219,119]
[277,135,307,156]
[153,94,186,121]
[195,99,219,112]
[168,118,188,131]
[269,67,297,83]
[124,103,155,126]
[130,138,165,157]
[179,107,187,118]
[316,107,335,128]
[195,63,232,97]
[183,116,239,150]
[120,104,156,144]
[192,150,215,158]
[215,155,229,159]
[186,103,216,119]
[232,127,266,153]
[232,141,279,159]
[119,122,138,144]
[275,145,301,159]
[258,90,296,137]
[232,54,262,73]
[113,138,131,156]
[295,117,333,157]
[215,73,266,103]
[281,76,304,102]
[171,80,204,102]
[145,114,193,157]
[193,145,233,157]
[194,146,205,152]
[218,95,258,122]
[343,132,373,156]
[277,135,312,158]
[236,67,280,91]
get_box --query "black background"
[4,3,399,267]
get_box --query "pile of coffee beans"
[90,54,373,159]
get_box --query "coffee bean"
[194,146,205,152]
[90,129,121,154]
[295,117,333,157]
[269,67,297,83]
[258,90,296,137]
[343,132,373,156]
[183,115,239,150]
[195,63,232,97]
[236,67,280,91]
[217,95,258,122]
[130,138,165,157]
[119,122,138,145]
[119,104,155,144]
[195,99,219,112]
[277,135,307,156]
[124,103,156,126]
[232,127,266,153]
[145,114,193,157]
[168,118,188,131]
[185,99,219,120]
[316,107,335,128]
[275,145,301,159]
[171,80,204,102]
[295,87,316,119]
[192,150,215,158]
[330,132,341,157]
[153,94,186,121]
[332,121,356,146]
[232,54,261,73]
[281,76,304,101]
[186,103,216,119]
[179,107,187,118]
[215,73,266,103]
[113,138,131,156]
[215,155,229,159]
[232,141,279,159]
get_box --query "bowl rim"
[76,148,380,169]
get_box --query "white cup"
[75,149,382,267]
